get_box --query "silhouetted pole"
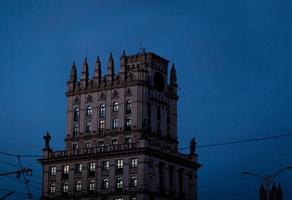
[241,165,292,200]
[0,191,14,200]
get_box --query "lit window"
[116,177,123,189]
[75,163,82,173]
[112,118,118,129]
[102,161,109,171]
[73,123,78,138]
[75,180,82,192]
[117,159,123,169]
[89,180,95,191]
[88,162,96,172]
[126,100,132,114]
[62,182,69,193]
[130,158,138,168]
[49,166,56,176]
[100,104,106,118]
[103,178,109,189]
[125,117,132,128]
[113,102,119,112]
[115,198,124,200]
[73,107,79,122]
[85,142,91,148]
[125,138,132,144]
[99,141,104,147]
[49,183,56,193]
[86,121,92,132]
[63,165,69,175]
[130,176,138,187]
[99,120,105,131]
[130,197,136,200]
[86,106,92,116]
[112,139,118,145]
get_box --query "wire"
[179,133,292,150]
[0,152,42,158]
[0,160,19,168]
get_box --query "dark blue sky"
[0,0,292,199]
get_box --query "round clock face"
[154,72,165,92]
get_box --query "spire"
[120,50,127,76]
[107,53,114,76]
[81,57,89,80]
[170,63,177,86]
[70,61,77,81]
[93,55,101,81]
[259,183,267,200]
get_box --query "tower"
[39,51,201,200]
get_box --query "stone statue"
[190,137,196,154]
[43,132,51,150]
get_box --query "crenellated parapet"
[66,51,178,99]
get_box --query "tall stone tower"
[39,51,201,200]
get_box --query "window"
[157,106,161,121]
[116,159,123,169]
[62,182,69,193]
[126,100,132,114]
[102,161,109,171]
[116,177,123,189]
[85,142,91,148]
[130,176,138,187]
[125,117,131,129]
[100,104,106,118]
[130,197,136,200]
[99,120,105,132]
[75,180,82,192]
[49,166,57,176]
[113,102,118,112]
[49,183,56,193]
[112,139,118,145]
[73,123,78,138]
[63,165,69,175]
[115,198,123,200]
[86,106,92,116]
[99,141,104,147]
[130,158,138,168]
[73,144,78,154]
[86,121,92,132]
[73,107,79,122]
[75,163,82,173]
[89,180,95,191]
[103,178,109,189]
[125,138,132,144]
[112,118,118,129]
[88,162,96,173]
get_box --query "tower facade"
[39,51,201,200]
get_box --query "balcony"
[47,142,140,158]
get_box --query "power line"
[179,133,292,150]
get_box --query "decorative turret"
[107,53,114,78]
[120,50,127,81]
[93,55,101,85]
[169,63,178,95]
[67,62,77,92]
[81,57,89,88]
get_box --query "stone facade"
[39,50,201,200]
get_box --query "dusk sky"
[0,0,292,199]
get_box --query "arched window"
[86,106,92,116]
[89,180,95,191]
[75,180,82,192]
[130,176,138,187]
[113,102,119,112]
[116,177,123,189]
[73,107,79,122]
[103,178,109,189]
[100,104,106,118]
[126,100,132,114]
[49,182,56,193]
[62,182,69,193]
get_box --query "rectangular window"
[89,180,95,191]
[112,139,118,145]
[75,163,82,173]
[125,117,132,130]
[85,142,91,148]
[49,166,57,176]
[125,138,132,144]
[88,162,96,172]
[130,158,138,168]
[86,121,92,132]
[75,180,82,192]
[116,159,123,169]
[63,165,69,175]
[102,161,109,171]
[112,118,118,129]
[99,120,105,131]
[73,123,78,138]
[100,104,106,118]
